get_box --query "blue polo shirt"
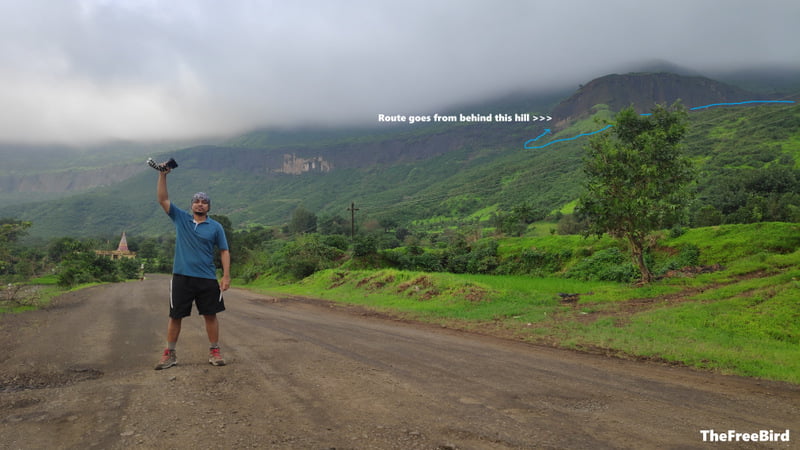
[168,202,229,280]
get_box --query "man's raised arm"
[157,169,171,214]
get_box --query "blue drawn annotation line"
[526,100,796,149]
[689,100,795,110]
[525,125,613,149]
[527,128,552,143]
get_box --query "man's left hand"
[220,276,231,291]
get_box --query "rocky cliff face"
[551,72,754,123]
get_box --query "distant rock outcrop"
[277,154,333,174]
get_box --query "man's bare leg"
[204,314,225,366]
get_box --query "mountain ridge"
[551,72,756,125]
[6,69,800,239]
[0,72,761,198]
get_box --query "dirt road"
[1,275,797,449]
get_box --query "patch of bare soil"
[396,275,441,300]
[556,264,744,325]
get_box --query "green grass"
[555,199,578,215]
[495,233,615,257]
[28,274,60,285]
[669,222,800,264]
[244,222,800,384]
[563,289,800,382]
[466,204,498,222]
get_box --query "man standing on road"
[153,163,231,370]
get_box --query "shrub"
[321,234,350,252]
[271,234,344,280]
[352,234,378,257]
[496,247,572,276]
[566,248,639,283]
[380,248,444,272]
[56,252,140,287]
[465,239,499,274]
[556,214,588,235]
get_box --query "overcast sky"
[0,0,797,145]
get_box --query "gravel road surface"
[1,275,797,449]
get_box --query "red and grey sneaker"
[208,347,226,366]
[154,349,177,370]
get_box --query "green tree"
[0,219,31,243]
[48,237,92,263]
[274,234,343,279]
[211,214,233,241]
[577,103,694,283]
[378,217,399,233]
[288,206,317,235]
[352,234,378,257]
[0,219,32,276]
[317,214,348,236]
[136,237,161,259]
[233,225,275,251]
[492,210,527,237]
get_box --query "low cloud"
[0,0,797,144]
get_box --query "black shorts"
[169,274,225,319]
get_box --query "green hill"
[6,72,800,240]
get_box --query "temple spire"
[117,232,129,252]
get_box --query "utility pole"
[347,202,359,239]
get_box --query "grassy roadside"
[244,223,800,384]
[0,275,101,314]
